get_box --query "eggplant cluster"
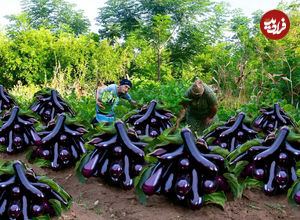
[126,100,174,138]
[253,103,296,133]
[0,106,41,153]
[0,161,71,219]
[204,112,258,152]
[0,85,16,115]
[81,120,146,190]
[30,113,87,170]
[142,128,227,209]
[30,89,75,124]
[230,126,299,195]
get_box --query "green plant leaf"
[205,137,216,145]
[143,137,166,153]
[134,164,152,188]
[134,164,153,205]
[210,146,230,157]
[223,173,243,200]
[228,160,249,177]
[286,134,300,142]
[144,155,158,164]
[33,214,51,220]
[140,135,154,143]
[38,176,72,203]
[0,163,15,175]
[121,109,139,121]
[228,139,262,162]
[159,133,183,145]
[95,122,116,134]
[287,179,300,206]
[25,149,33,161]
[0,145,6,152]
[203,122,226,136]
[75,151,93,184]
[242,176,263,190]
[0,161,6,168]
[33,158,50,167]
[204,191,227,209]
[135,187,147,206]
[49,199,62,216]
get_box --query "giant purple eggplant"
[0,106,42,153]
[229,126,300,195]
[126,100,174,138]
[78,120,146,190]
[253,103,296,133]
[203,112,257,152]
[141,128,226,209]
[0,161,71,218]
[30,88,75,124]
[30,113,87,170]
[0,85,16,114]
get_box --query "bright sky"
[0,0,294,33]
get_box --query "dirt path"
[1,153,299,220]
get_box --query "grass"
[264,203,286,215]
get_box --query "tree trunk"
[158,47,161,81]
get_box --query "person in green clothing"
[172,79,219,135]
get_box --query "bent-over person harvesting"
[93,79,138,124]
[172,79,218,134]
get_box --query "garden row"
[0,85,299,219]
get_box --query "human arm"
[171,106,188,134]
[96,85,113,110]
[120,93,139,108]
[204,104,218,126]
[130,100,139,108]
[204,84,218,125]
[96,87,105,110]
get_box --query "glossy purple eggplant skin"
[189,169,203,209]
[0,160,71,218]
[126,100,173,137]
[143,166,164,195]
[294,190,300,204]
[254,127,289,162]
[82,120,146,189]
[142,128,226,209]
[264,161,276,195]
[42,114,66,144]
[115,121,144,158]
[181,128,218,173]
[253,103,295,133]
[0,105,42,153]
[82,153,100,178]
[13,161,44,198]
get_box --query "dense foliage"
[6,0,90,35]
[0,1,298,110]
[0,0,299,214]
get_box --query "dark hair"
[120,79,132,88]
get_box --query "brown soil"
[1,153,299,220]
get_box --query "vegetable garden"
[0,0,299,219]
[0,84,299,219]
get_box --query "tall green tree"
[7,0,90,35]
[150,14,172,81]
[96,0,228,80]
[96,0,141,40]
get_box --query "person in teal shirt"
[94,79,138,123]
[172,79,219,135]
